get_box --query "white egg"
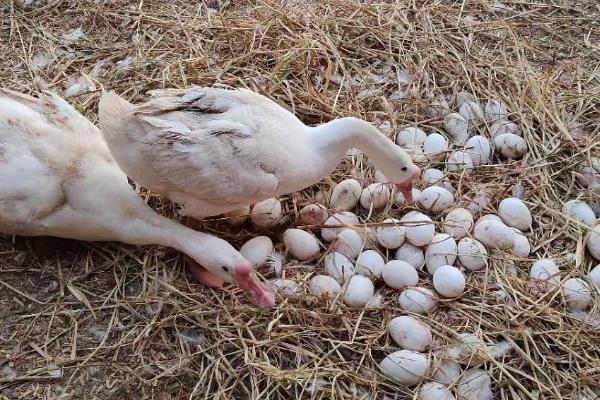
[433,360,462,384]
[388,315,432,351]
[484,99,509,122]
[330,179,362,211]
[360,183,391,209]
[490,120,520,137]
[240,236,273,267]
[563,200,596,225]
[396,127,427,148]
[494,133,527,159]
[455,369,493,400]
[401,211,435,246]
[356,250,386,278]
[309,275,342,296]
[419,186,455,214]
[444,113,468,144]
[379,350,429,385]
[223,205,250,226]
[270,278,302,298]
[478,214,503,224]
[395,188,422,207]
[419,382,456,400]
[382,260,419,289]
[395,242,426,270]
[250,198,282,227]
[422,168,445,186]
[457,238,487,271]
[283,229,320,261]
[423,133,448,160]
[399,287,438,314]
[465,136,491,166]
[443,208,474,239]
[376,218,406,249]
[590,265,600,287]
[343,275,374,308]
[374,170,390,183]
[498,197,532,231]
[510,228,530,258]
[433,265,466,297]
[587,224,600,260]
[334,229,364,259]
[530,258,561,292]
[324,251,355,283]
[473,219,515,250]
[562,278,592,311]
[466,192,489,216]
[298,203,329,226]
[425,234,458,274]
[321,211,360,242]
[446,151,474,172]
[459,101,485,132]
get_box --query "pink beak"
[234,260,275,308]
[395,166,421,204]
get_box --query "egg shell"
[223,205,250,226]
[446,151,474,172]
[450,91,477,108]
[419,382,456,400]
[510,228,530,258]
[283,229,320,260]
[465,135,491,166]
[366,293,384,309]
[250,198,282,227]
[356,250,386,278]
[324,251,355,283]
[490,120,520,137]
[401,211,435,246]
[406,145,428,163]
[358,227,379,250]
[388,316,432,352]
[330,179,362,211]
[494,133,527,159]
[345,148,361,161]
[399,287,438,314]
[270,278,302,298]
[396,127,427,147]
[376,218,406,249]
[530,258,561,291]
[395,188,422,207]
[433,360,462,384]
[433,265,466,297]
[590,264,600,287]
[425,234,458,274]
[360,183,391,209]
[459,101,485,132]
[419,186,455,214]
[578,158,600,188]
[457,238,488,271]
[299,203,329,226]
[382,260,419,289]
[321,211,360,242]
[466,192,489,216]
[443,208,474,239]
[343,275,374,308]
[446,333,487,363]
[423,133,448,160]
[484,99,509,122]
[444,113,468,144]
[240,236,274,267]
[455,369,493,400]
[498,197,532,231]
[587,224,600,260]
[427,98,451,119]
[563,200,596,225]
[379,350,429,385]
[395,242,426,270]
[473,219,515,250]
[562,278,592,311]
[334,229,364,259]
[309,275,342,296]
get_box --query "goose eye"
[401,167,408,171]
[222,266,230,273]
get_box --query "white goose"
[0,89,274,308]
[98,86,420,219]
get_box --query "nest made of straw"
[1,0,599,399]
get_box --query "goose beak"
[395,166,421,204]
[234,260,276,308]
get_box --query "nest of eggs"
[2,0,600,399]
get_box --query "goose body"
[0,89,273,307]
[99,86,420,219]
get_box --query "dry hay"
[1,0,600,399]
